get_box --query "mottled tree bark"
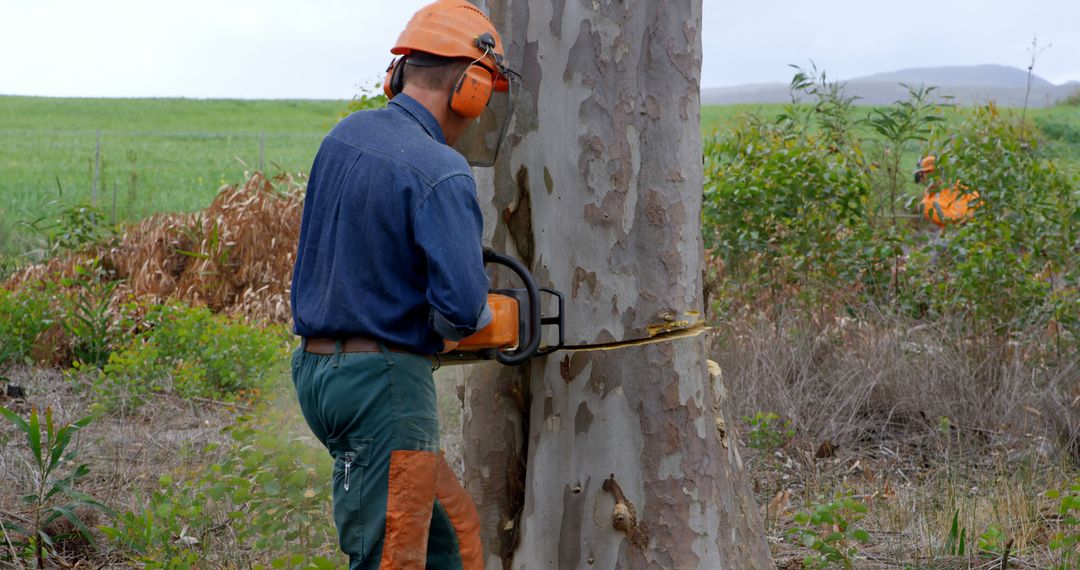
[466,0,772,567]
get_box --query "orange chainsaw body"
[455,293,519,351]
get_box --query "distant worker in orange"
[915,155,980,227]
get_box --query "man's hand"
[441,339,460,353]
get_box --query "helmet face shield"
[452,79,513,167]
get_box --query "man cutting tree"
[289,1,516,567]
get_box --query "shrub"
[87,303,289,413]
[341,90,388,119]
[0,286,58,366]
[1036,116,1080,144]
[904,104,1080,335]
[702,113,872,312]
[743,411,794,452]
[20,201,113,262]
[59,260,121,368]
[786,494,871,568]
[702,69,1080,346]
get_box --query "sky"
[1,0,1078,100]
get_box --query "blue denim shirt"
[291,94,491,355]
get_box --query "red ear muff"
[384,57,406,99]
[383,62,395,98]
[449,64,493,119]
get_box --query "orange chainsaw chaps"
[456,293,518,351]
[435,455,483,570]
[382,450,439,569]
[921,183,979,227]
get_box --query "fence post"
[93,129,101,207]
[259,130,265,172]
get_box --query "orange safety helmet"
[383,0,511,119]
[914,154,936,184]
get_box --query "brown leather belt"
[302,337,409,355]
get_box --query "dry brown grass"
[5,172,304,323]
[711,311,1080,567]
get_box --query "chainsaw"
[441,249,565,366]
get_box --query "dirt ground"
[2,361,1076,568]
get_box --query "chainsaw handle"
[483,249,542,366]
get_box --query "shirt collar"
[389,93,446,145]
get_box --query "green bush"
[904,105,1080,334]
[743,411,794,452]
[702,69,1080,344]
[87,303,289,413]
[703,113,872,310]
[786,494,871,568]
[1037,116,1080,144]
[21,201,114,262]
[0,285,57,365]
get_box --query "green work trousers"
[291,341,482,569]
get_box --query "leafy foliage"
[703,69,1080,345]
[906,104,1080,334]
[976,524,1007,556]
[59,260,121,367]
[1047,478,1080,568]
[786,494,871,568]
[341,89,388,118]
[0,286,56,366]
[742,411,794,452]
[702,107,872,311]
[21,201,113,262]
[86,303,289,413]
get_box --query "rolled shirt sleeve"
[413,174,491,341]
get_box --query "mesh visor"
[452,80,513,167]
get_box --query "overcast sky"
[1,0,1078,99]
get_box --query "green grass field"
[2,95,1078,258]
[0,96,345,256]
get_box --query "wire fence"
[0,128,325,255]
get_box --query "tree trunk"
[466,0,773,567]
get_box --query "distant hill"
[857,64,1052,89]
[702,64,1080,107]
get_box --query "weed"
[786,494,871,568]
[942,509,967,557]
[59,260,120,368]
[1047,478,1080,568]
[340,89,388,119]
[743,411,794,452]
[1061,88,1080,107]
[977,524,1007,556]
[0,406,109,568]
[21,201,112,262]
